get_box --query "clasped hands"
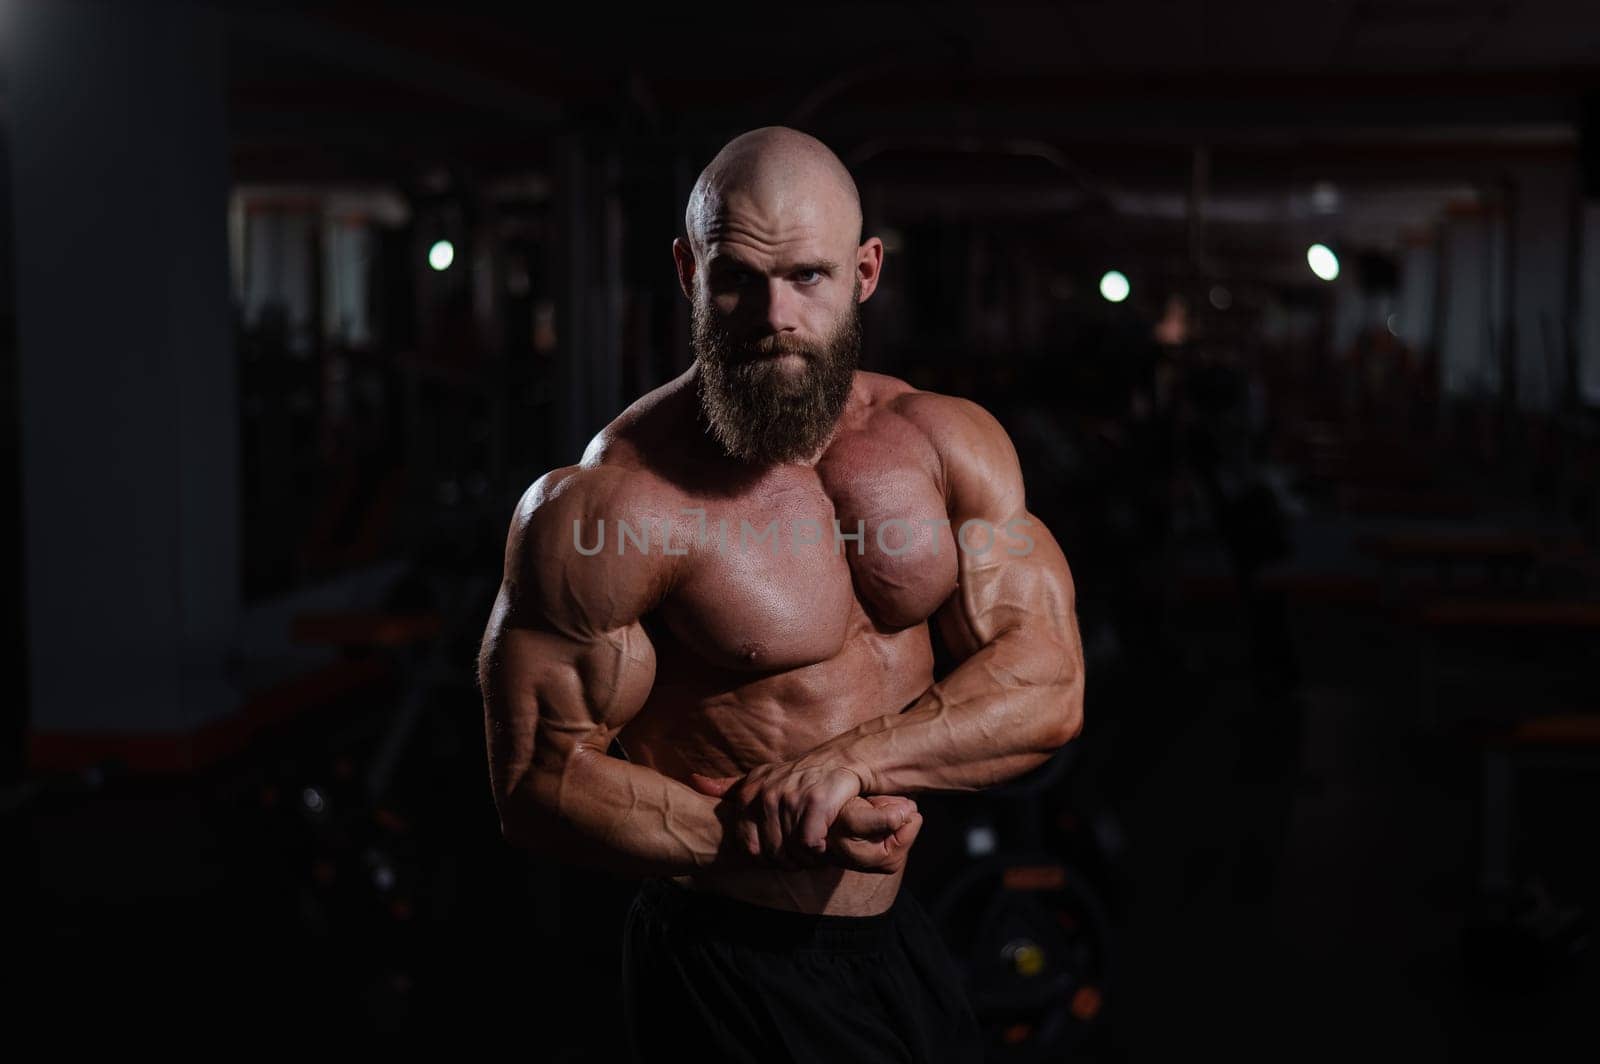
[689,756,921,875]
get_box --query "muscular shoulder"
[875,382,1025,516]
[502,461,680,638]
[889,388,1010,456]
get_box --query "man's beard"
[692,283,862,465]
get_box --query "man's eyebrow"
[705,254,841,276]
[785,260,840,275]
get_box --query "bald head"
[685,127,862,257]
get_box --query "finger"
[802,772,863,852]
[775,791,817,862]
[736,777,765,811]
[760,797,787,864]
[783,825,827,868]
[688,773,739,798]
[835,796,913,838]
[847,811,924,867]
[830,830,908,874]
[738,817,761,860]
[782,793,830,863]
[888,812,924,853]
[838,796,915,838]
[871,795,917,832]
[797,795,837,855]
[778,789,804,841]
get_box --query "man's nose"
[758,277,801,334]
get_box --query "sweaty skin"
[479,128,1085,916]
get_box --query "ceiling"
[226,1,1600,142]
[218,1,1598,270]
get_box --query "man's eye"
[794,269,822,285]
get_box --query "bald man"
[479,127,1084,1063]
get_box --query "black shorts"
[622,877,983,1064]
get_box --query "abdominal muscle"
[620,622,935,916]
[676,849,907,916]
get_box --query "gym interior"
[4,2,1598,1058]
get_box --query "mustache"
[714,331,818,363]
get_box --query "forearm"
[502,745,735,878]
[816,631,1082,796]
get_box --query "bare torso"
[597,369,960,914]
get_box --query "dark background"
[4,1,1599,1058]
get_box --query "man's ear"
[856,237,884,302]
[672,238,696,301]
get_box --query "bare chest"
[657,422,958,672]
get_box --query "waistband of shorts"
[634,877,902,952]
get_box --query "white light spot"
[428,239,455,272]
[966,825,997,857]
[1307,244,1340,282]
[1099,270,1130,303]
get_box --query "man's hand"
[689,762,917,873]
[829,795,923,875]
